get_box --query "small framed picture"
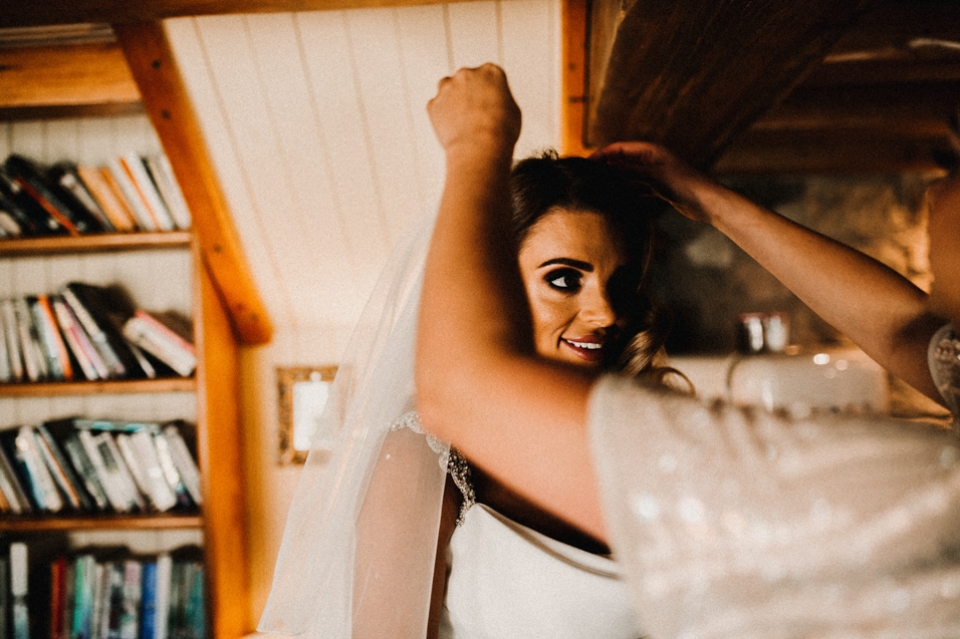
[277,365,337,464]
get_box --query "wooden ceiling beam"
[586,0,876,168]
[715,129,954,175]
[0,0,471,28]
[115,21,273,346]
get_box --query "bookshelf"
[0,23,262,639]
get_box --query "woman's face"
[517,207,634,370]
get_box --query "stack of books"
[0,418,202,516]
[0,281,197,383]
[0,543,205,639]
[0,152,191,239]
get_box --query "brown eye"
[545,268,582,292]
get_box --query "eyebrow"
[538,257,593,271]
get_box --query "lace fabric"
[929,323,960,431]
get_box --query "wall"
[652,172,934,354]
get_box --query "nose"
[580,283,618,328]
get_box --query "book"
[60,283,148,380]
[96,432,146,513]
[142,155,191,231]
[0,166,65,236]
[4,155,85,236]
[0,438,32,514]
[10,542,28,639]
[103,160,157,232]
[48,162,116,233]
[13,296,47,382]
[119,154,175,232]
[119,559,142,639]
[154,553,172,639]
[76,430,133,513]
[150,432,193,510]
[0,553,9,639]
[0,208,21,238]
[0,301,12,383]
[1,298,25,382]
[75,165,137,233]
[98,560,125,639]
[35,423,93,511]
[121,311,196,378]
[50,295,108,381]
[61,433,110,512]
[14,424,64,512]
[50,555,69,639]
[27,295,69,381]
[160,423,202,507]
[116,431,177,512]
[139,560,158,639]
[71,553,97,639]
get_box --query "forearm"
[696,180,942,401]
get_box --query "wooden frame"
[277,365,338,464]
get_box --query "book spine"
[0,301,12,383]
[1,299,25,382]
[161,425,202,507]
[95,432,146,512]
[55,166,116,232]
[120,154,175,232]
[36,294,73,381]
[33,425,85,511]
[0,442,32,514]
[61,285,126,378]
[62,434,110,511]
[143,155,191,231]
[119,560,142,639]
[15,425,64,512]
[14,297,46,382]
[104,159,157,232]
[51,295,107,381]
[27,296,66,381]
[76,430,129,512]
[10,543,28,639]
[139,561,158,639]
[76,165,137,233]
[11,176,81,236]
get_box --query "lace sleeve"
[447,447,476,526]
[929,323,960,430]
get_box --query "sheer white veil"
[258,213,447,638]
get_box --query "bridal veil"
[258,214,446,638]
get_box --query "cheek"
[527,293,572,348]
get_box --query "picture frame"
[277,365,338,464]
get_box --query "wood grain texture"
[587,0,876,167]
[115,21,273,345]
[194,250,250,638]
[0,43,140,118]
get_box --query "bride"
[417,64,960,638]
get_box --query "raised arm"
[593,141,946,402]
[417,65,607,540]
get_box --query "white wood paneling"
[165,0,562,344]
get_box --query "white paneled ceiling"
[164,0,562,338]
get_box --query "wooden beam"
[0,0,475,28]
[586,0,876,168]
[114,21,273,346]
[560,0,590,156]
[0,42,141,118]
[715,129,955,175]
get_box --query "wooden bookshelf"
[0,377,196,397]
[0,24,258,638]
[0,513,203,532]
[0,231,192,256]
